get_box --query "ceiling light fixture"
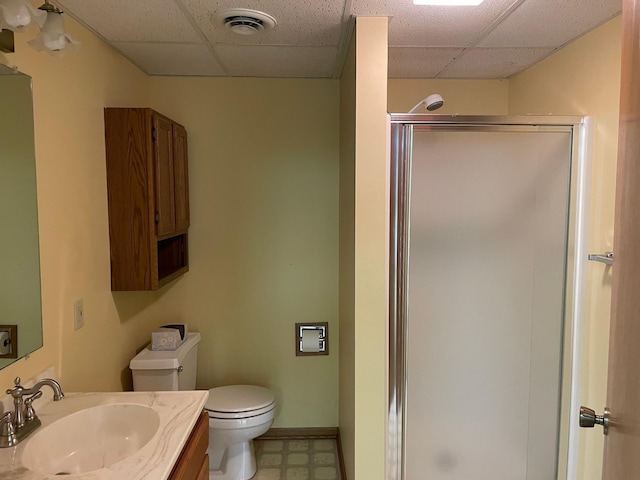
[413,0,485,5]
[0,0,46,32]
[27,0,78,55]
[214,8,277,36]
[0,0,78,55]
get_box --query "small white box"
[151,328,184,351]
[161,323,188,341]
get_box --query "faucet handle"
[24,391,43,422]
[0,412,14,435]
[25,391,42,404]
[0,412,12,427]
[0,412,17,448]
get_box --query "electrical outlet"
[73,299,84,331]
[0,325,16,358]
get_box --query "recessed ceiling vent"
[214,8,277,36]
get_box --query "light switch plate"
[74,299,84,330]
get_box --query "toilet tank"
[130,332,201,391]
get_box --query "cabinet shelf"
[157,233,189,287]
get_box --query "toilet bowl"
[128,334,278,480]
[205,385,276,480]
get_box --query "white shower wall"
[405,129,572,479]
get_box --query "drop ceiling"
[55,0,622,79]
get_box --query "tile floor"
[253,438,341,480]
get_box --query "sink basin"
[21,403,160,475]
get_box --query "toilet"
[130,332,277,480]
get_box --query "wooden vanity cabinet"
[169,411,209,480]
[104,108,190,291]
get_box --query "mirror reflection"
[0,63,43,369]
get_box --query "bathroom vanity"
[169,411,209,480]
[0,390,208,479]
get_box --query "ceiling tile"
[113,42,227,76]
[440,47,553,78]
[352,0,518,46]
[54,0,622,79]
[478,0,622,47]
[388,47,463,78]
[57,0,201,43]
[216,46,337,77]
[181,0,345,46]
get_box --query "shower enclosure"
[388,116,591,480]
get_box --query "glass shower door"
[405,128,572,480]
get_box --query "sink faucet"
[0,376,64,447]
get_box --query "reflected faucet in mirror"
[0,376,64,447]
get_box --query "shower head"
[408,93,444,113]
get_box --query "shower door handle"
[579,406,610,434]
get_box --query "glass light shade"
[27,10,78,54]
[0,0,46,32]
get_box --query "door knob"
[579,406,610,435]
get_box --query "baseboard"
[258,427,348,480]
[259,427,338,439]
[335,429,347,480]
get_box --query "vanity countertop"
[0,390,208,480]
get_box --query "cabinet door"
[168,412,209,480]
[154,114,176,236]
[173,123,190,231]
[196,454,209,480]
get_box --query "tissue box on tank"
[161,323,187,341]
[151,327,183,351]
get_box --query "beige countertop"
[0,390,208,480]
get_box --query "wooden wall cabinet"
[105,108,190,291]
[168,411,209,480]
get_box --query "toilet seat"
[205,385,276,419]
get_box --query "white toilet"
[130,332,277,480]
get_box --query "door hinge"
[152,126,157,141]
[154,212,160,223]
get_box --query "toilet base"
[209,440,257,480]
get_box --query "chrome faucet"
[0,376,64,447]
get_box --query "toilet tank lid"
[130,332,201,371]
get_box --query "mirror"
[0,63,43,369]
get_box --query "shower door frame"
[387,115,593,480]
